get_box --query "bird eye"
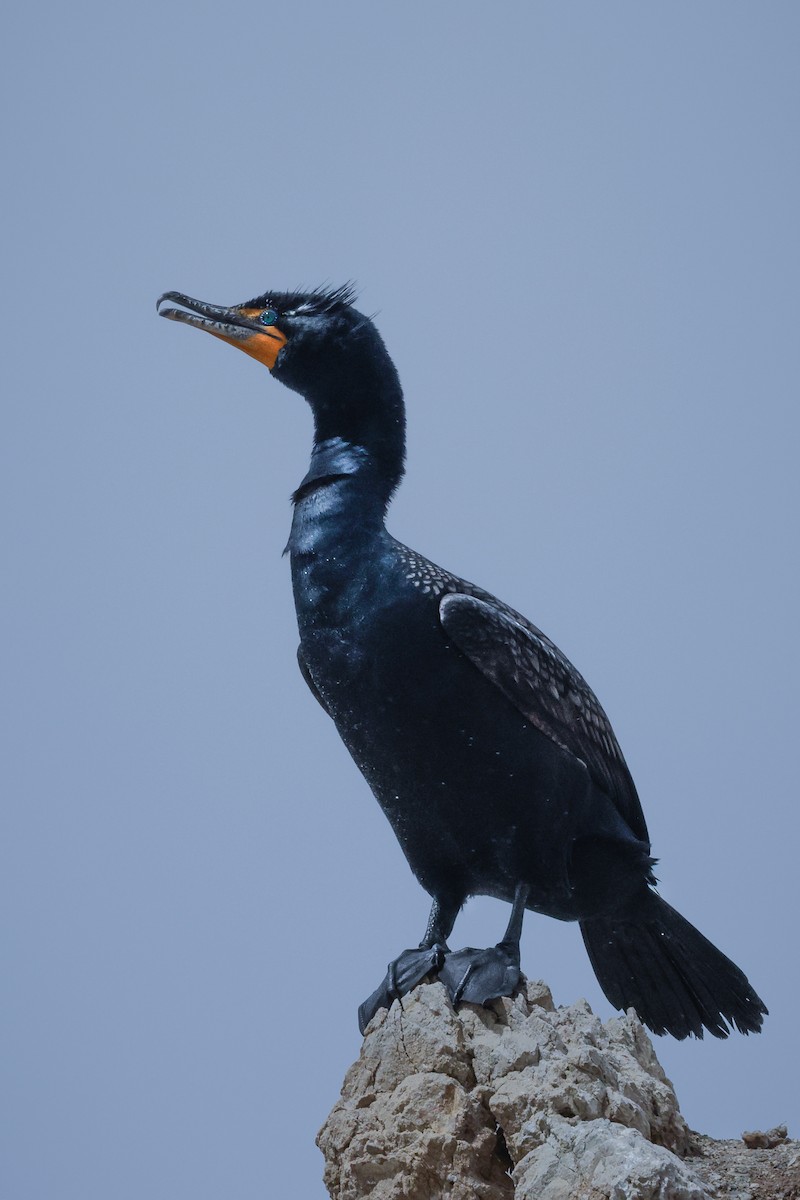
[258,309,278,326]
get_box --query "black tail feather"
[625,924,708,1037]
[580,889,767,1039]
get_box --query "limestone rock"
[317,979,709,1199]
[690,1131,800,1198]
[742,1123,788,1150]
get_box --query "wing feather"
[439,592,648,843]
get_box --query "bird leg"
[357,895,459,1035]
[439,882,529,1007]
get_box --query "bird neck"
[301,342,407,507]
[287,350,406,625]
[288,440,395,630]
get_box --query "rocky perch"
[318,979,798,1199]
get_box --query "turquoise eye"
[259,309,278,326]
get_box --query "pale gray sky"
[3,3,798,1196]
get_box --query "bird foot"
[358,943,448,1034]
[439,941,522,1006]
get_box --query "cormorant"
[157,283,767,1040]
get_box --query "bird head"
[158,283,387,391]
[158,283,405,475]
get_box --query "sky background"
[3,3,798,1197]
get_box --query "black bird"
[157,283,767,1040]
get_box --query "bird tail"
[579,888,767,1039]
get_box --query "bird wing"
[439,592,649,843]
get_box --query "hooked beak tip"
[157,291,184,315]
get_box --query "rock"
[317,979,709,1199]
[689,1131,800,1199]
[317,982,513,1200]
[515,1119,708,1200]
[742,1123,788,1150]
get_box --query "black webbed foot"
[358,944,447,1034]
[439,941,522,1006]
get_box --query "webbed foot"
[358,944,447,1034]
[439,941,522,1006]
